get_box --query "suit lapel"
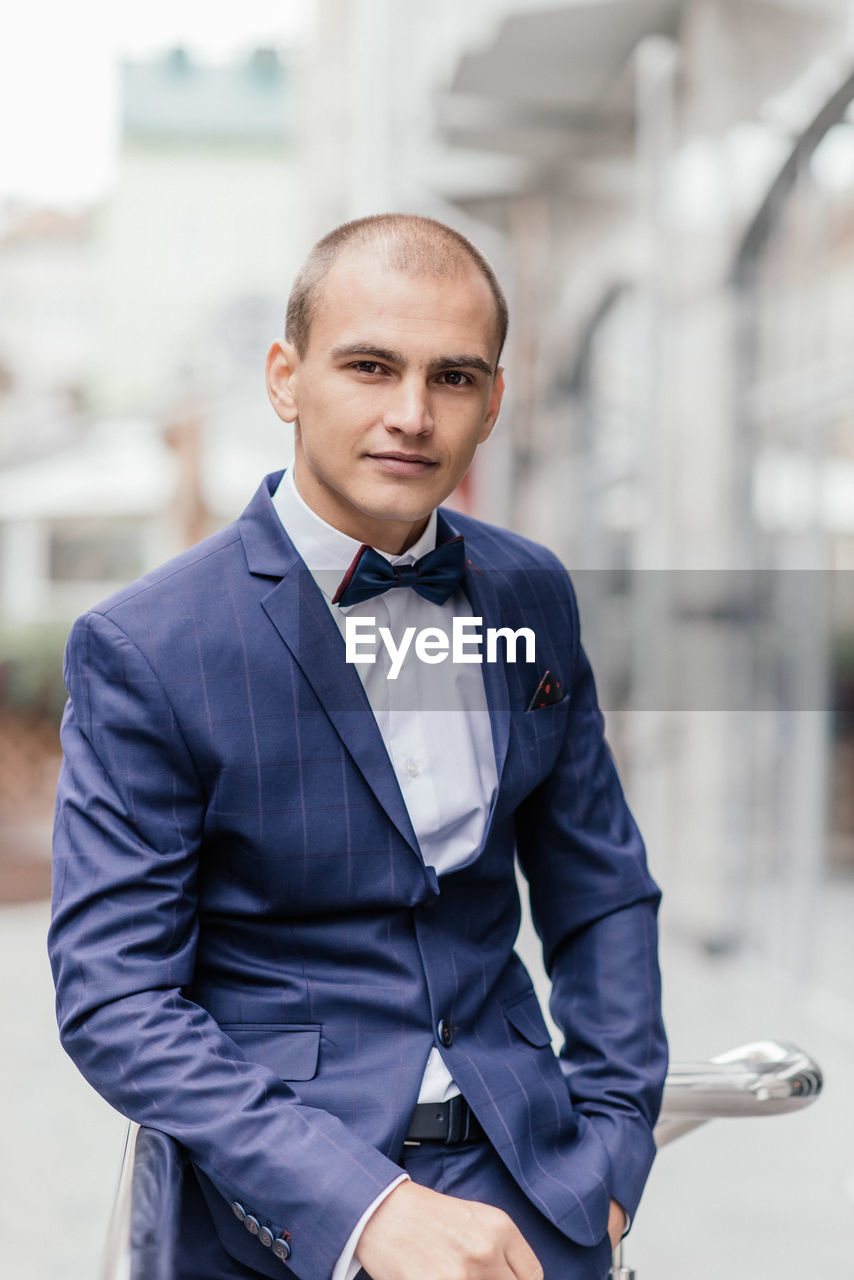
[239,475,421,860]
[437,509,512,803]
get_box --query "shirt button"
[405,757,422,777]
[244,1215,260,1235]
[258,1226,274,1248]
[231,1202,246,1222]
[438,1018,453,1048]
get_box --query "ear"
[478,367,505,444]
[266,340,301,423]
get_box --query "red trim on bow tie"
[331,544,371,604]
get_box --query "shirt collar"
[271,460,438,602]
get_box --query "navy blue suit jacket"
[49,471,667,1279]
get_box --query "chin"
[360,491,438,522]
[370,505,433,525]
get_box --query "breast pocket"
[517,697,570,740]
[219,1022,322,1081]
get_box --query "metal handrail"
[653,1039,823,1146]
[100,1121,136,1280]
[609,1040,823,1278]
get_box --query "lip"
[367,452,439,475]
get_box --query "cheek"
[449,414,490,459]
[301,384,379,439]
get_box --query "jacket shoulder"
[81,519,245,623]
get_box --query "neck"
[291,455,431,554]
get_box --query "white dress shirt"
[271,463,498,1278]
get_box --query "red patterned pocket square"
[526,670,564,711]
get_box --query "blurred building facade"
[91,47,301,420]
[0,208,95,462]
[0,46,302,633]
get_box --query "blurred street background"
[2,0,854,1275]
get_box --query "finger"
[503,1225,543,1280]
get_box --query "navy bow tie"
[332,536,466,608]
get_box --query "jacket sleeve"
[48,609,402,1280]
[513,570,668,1224]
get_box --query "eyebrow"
[329,342,495,379]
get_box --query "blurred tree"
[0,623,69,723]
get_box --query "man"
[49,214,667,1280]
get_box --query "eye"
[437,370,473,387]
[351,360,388,376]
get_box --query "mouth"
[367,452,439,475]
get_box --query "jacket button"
[438,1018,453,1048]
[244,1215,260,1235]
[230,1202,246,1222]
[272,1236,292,1262]
[258,1226,274,1248]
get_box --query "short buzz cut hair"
[285,213,509,367]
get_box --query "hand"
[607,1198,627,1252]
[355,1179,543,1280]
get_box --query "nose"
[382,376,434,435]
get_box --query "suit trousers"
[171,1136,614,1280]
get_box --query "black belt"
[404,1096,486,1146]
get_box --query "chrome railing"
[101,1039,823,1280]
[610,1040,823,1279]
[654,1039,823,1145]
[101,1121,136,1280]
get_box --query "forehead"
[308,246,500,364]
